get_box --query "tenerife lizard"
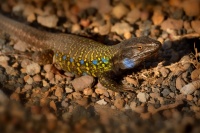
[0,14,161,92]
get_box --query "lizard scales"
[0,14,161,92]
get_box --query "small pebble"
[186,95,193,101]
[160,67,170,78]
[45,72,54,81]
[71,23,81,33]
[33,74,42,82]
[111,22,133,35]
[12,62,19,68]
[180,56,192,70]
[150,92,159,99]
[169,92,175,98]
[161,88,170,97]
[97,0,112,14]
[21,59,32,68]
[80,19,90,28]
[96,99,107,105]
[54,86,63,101]
[182,0,200,17]
[103,91,110,97]
[125,77,138,86]
[12,3,24,13]
[10,92,20,101]
[24,75,33,84]
[184,21,194,33]
[176,77,187,90]
[71,75,94,92]
[22,84,32,93]
[155,77,164,85]
[22,4,35,17]
[0,56,10,68]
[111,3,129,19]
[98,22,111,36]
[61,100,69,108]
[13,41,28,52]
[55,74,63,82]
[169,0,181,7]
[124,104,131,110]
[72,92,82,100]
[123,32,132,39]
[140,10,149,21]
[150,28,160,37]
[182,72,188,81]
[135,29,142,37]
[95,88,107,95]
[152,9,164,25]
[96,82,108,90]
[161,18,183,31]
[152,87,161,93]
[191,69,200,80]
[65,87,73,93]
[83,88,93,95]
[180,80,200,95]
[26,62,41,75]
[92,92,97,98]
[125,8,140,24]
[50,100,57,112]
[5,66,18,76]
[114,98,125,109]
[27,13,36,22]
[137,92,149,103]
[75,97,89,106]
[37,15,58,28]
[158,97,164,105]
[43,5,54,15]
[42,80,49,87]
[139,20,152,32]
[191,20,200,34]
[43,64,53,73]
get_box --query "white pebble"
[26,62,41,75]
[37,15,58,28]
[96,99,107,105]
[180,80,200,95]
[137,92,149,102]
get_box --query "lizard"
[0,13,161,92]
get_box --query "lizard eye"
[137,46,143,50]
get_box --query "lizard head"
[112,36,161,71]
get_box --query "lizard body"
[0,14,161,92]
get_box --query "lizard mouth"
[138,49,159,62]
[135,46,160,60]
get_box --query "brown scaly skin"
[0,14,161,92]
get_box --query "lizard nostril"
[138,46,143,50]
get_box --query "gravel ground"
[0,0,200,133]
